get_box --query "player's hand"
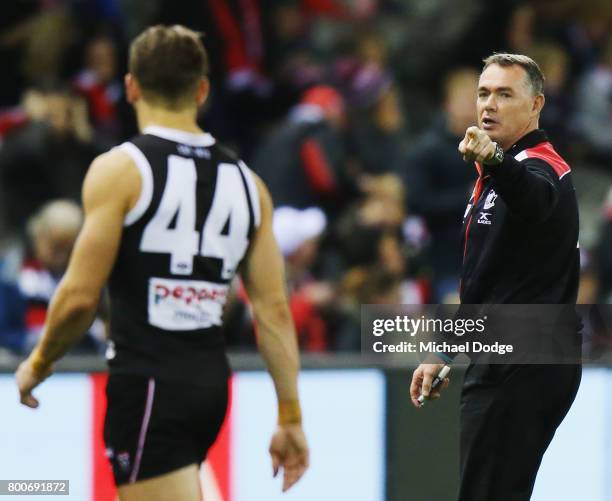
[458,126,497,164]
[15,359,51,409]
[410,362,450,408]
[269,423,310,492]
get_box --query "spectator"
[338,59,410,176]
[0,85,107,236]
[575,38,612,164]
[353,28,389,67]
[333,189,429,350]
[252,85,353,217]
[528,42,574,154]
[334,267,403,351]
[273,206,333,352]
[224,206,333,352]
[506,4,537,54]
[332,177,430,303]
[335,175,406,271]
[0,5,77,88]
[397,67,479,302]
[561,6,612,77]
[0,200,106,353]
[73,34,124,141]
[596,187,612,303]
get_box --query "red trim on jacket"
[521,142,571,178]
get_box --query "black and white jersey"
[106,125,260,385]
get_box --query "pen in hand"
[418,365,451,406]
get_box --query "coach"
[410,53,582,500]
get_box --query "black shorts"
[103,373,228,486]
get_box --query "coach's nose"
[484,93,498,112]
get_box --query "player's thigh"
[117,464,201,501]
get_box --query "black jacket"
[460,129,579,304]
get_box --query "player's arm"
[240,174,309,492]
[15,149,140,408]
[241,174,300,411]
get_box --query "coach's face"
[477,64,544,150]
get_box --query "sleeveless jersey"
[106,125,260,385]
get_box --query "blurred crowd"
[1,0,612,355]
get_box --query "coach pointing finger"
[458,126,500,164]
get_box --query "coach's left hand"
[459,126,497,164]
[410,363,450,408]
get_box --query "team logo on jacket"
[483,189,498,210]
[477,212,492,225]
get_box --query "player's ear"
[196,78,209,107]
[125,74,140,104]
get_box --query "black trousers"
[458,364,581,501]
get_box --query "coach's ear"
[125,74,141,104]
[196,77,210,107]
[531,93,545,118]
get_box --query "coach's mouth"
[481,116,499,130]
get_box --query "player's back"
[107,125,260,385]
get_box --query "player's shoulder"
[83,146,141,207]
[87,146,140,184]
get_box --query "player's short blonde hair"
[129,25,208,109]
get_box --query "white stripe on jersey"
[238,160,261,228]
[117,142,154,226]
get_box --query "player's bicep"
[61,204,124,295]
[60,151,137,296]
[241,176,288,307]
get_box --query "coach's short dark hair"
[482,53,545,95]
[129,25,209,108]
